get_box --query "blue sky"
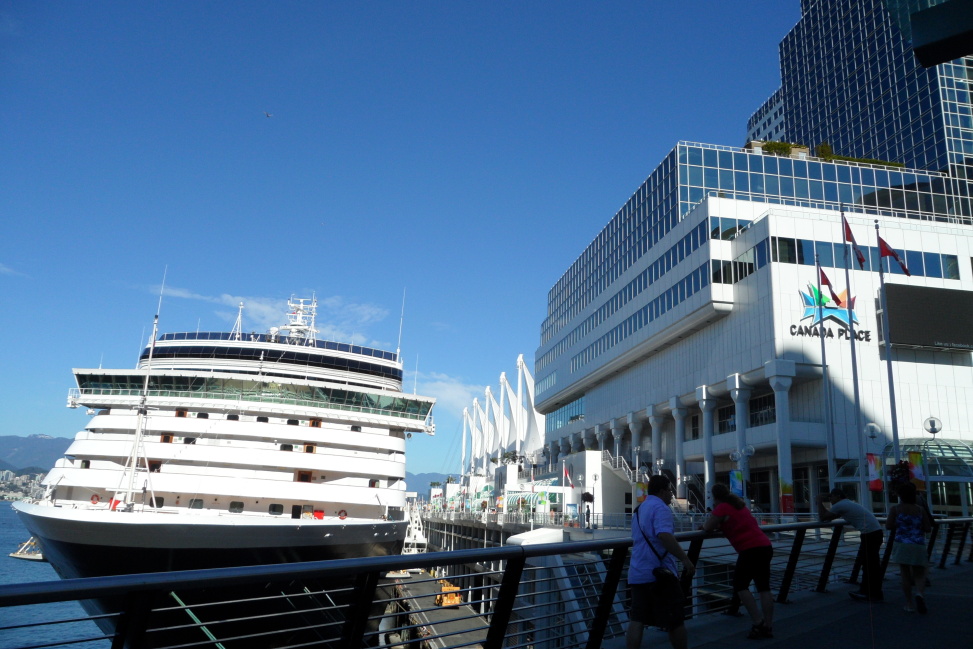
[0,2,800,476]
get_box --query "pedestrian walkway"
[607,560,973,649]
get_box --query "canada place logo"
[799,284,859,328]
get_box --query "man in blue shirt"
[626,475,696,649]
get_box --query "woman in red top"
[702,484,774,639]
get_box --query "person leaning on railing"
[818,488,884,602]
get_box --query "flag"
[842,215,866,269]
[878,235,911,276]
[563,461,574,488]
[819,268,840,303]
[866,453,883,491]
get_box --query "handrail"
[2,517,970,649]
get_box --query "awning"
[507,492,543,505]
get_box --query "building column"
[697,387,718,510]
[728,374,752,501]
[598,427,610,453]
[559,438,571,463]
[648,407,664,474]
[670,397,687,499]
[627,413,644,474]
[611,422,625,461]
[770,374,794,515]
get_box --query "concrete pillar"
[728,374,752,501]
[597,427,610,453]
[572,431,586,454]
[696,387,718,510]
[610,423,625,460]
[648,408,664,475]
[627,412,643,471]
[770,374,794,515]
[670,397,687,499]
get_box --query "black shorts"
[630,581,685,630]
[732,545,773,593]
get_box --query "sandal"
[747,622,773,639]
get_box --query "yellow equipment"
[434,580,462,607]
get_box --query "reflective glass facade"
[777,0,973,214]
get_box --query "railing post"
[926,518,941,560]
[879,528,896,582]
[815,524,843,593]
[847,538,864,585]
[484,551,526,649]
[954,522,970,566]
[341,571,380,649]
[111,591,153,649]
[776,527,806,603]
[937,522,956,570]
[585,546,628,649]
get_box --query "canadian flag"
[563,462,574,488]
[842,215,866,269]
[878,235,911,276]
[819,268,840,303]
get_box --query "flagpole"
[816,255,838,489]
[875,220,903,464]
[841,208,869,503]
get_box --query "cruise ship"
[13,297,436,582]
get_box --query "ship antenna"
[396,288,406,359]
[117,269,166,508]
[231,302,244,341]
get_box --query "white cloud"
[0,263,26,277]
[157,287,389,344]
[415,371,485,423]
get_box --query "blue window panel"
[780,176,795,197]
[689,186,704,204]
[825,181,839,203]
[795,178,810,199]
[815,240,834,267]
[749,155,764,173]
[797,239,816,265]
[823,163,837,182]
[923,252,943,278]
[721,217,738,240]
[703,148,717,168]
[756,239,769,268]
[778,158,793,176]
[689,165,703,186]
[905,250,924,276]
[765,174,780,196]
[688,146,703,166]
[943,255,960,279]
[710,218,721,240]
[720,168,734,190]
[889,246,909,275]
[718,149,733,168]
[750,173,765,193]
[837,165,852,183]
[792,160,808,178]
[777,238,797,264]
[763,156,778,175]
[810,180,825,200]
[704,166,719,189]
[735,170,749,192]
[808,161,823,180]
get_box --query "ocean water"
[0,504,107,649]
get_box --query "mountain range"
[0,435,447,490]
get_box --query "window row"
[538,219,709,371]
[771,237,961,279]
[571,263,710,372]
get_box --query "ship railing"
[3,517,971,649]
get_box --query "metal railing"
[2,518,970,649]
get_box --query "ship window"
[291,505,303,519]
[297,471,312,483]
[269,503,284,515]
[150,497,164,508]
[280,443,294,452]
[228,501,244,513]
[149,461,162,473]
[257,416,269,423]
[188,498,204,509]
[80,460,90,469]
[304,444,316,453]
[196,412,209,419]
[176,409,188,418]
[310,419,322,428]
[227,414,239,421]
[287,419,299,426]
[161,434,173,443]
[369,479,379,488]
[351,425,362,432]
[183,437,197,444]
[301,505,314,518]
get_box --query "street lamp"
[655,457,665,476]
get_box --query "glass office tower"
[770,0,973,214]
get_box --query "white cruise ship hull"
[14,501,407,578]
